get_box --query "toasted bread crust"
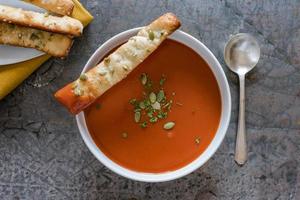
[23,0,74,16]
[55,13,181,114]
[0,22,73,57]
[0,5,83,36]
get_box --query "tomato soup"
[84,39,221,173]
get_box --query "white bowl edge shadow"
[76,28,232,182]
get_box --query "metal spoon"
[224,33,260,165]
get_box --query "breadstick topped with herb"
[55,13,181,114]
[0,4,83,36]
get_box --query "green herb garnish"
[157,90,165,102]
[104,57,110,65]
[129,74,174,129]
[160,76,166,86]
[79,74,87,81]
[149,117,158,123]
[140,121,148,128]
[148,31,155,40]
[30,33,39,41]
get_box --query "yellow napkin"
[0,0,93,100]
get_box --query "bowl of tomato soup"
[76,28,231,182]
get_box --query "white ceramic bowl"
[76,28,231,182]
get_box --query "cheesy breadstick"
[55,13,181,114]
[0,4,83,36]
[0,22,73,57]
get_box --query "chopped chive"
[140,121,147,128]
[147,111,154,118]
[163,100,173,109]
[149,92,156,103]
[144,99,151,107]
[157,111,168,119]
[160,76,166,86]
[163,122,175,130]
[134,112,141,123]
[149,117,158,123]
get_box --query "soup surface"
[84,39,221,173]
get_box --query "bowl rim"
[76,27,231,182]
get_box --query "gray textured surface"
[0,0,300,199]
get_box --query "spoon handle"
[235,74,247,165]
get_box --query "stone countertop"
[0,0,300,199]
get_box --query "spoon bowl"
[224,33,260,75]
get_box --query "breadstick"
[55,13,181,114]
[0,22,73,57]
[23,0,74,16]
[0,4,83,36]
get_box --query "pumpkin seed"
[157,90,165,102]
[134,112,141,123]
[104,57,110,65]
[140,73,147,85]
[163,122,175,130]
[148,31,155,40]
[149,92,156,103]
[123,65,129,71]
[79,73,87,81]
[139,101,146,109]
